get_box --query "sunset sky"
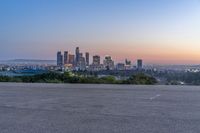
[0,0,200,64]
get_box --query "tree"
[126,73,157,85]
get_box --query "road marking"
[150,94,161,100]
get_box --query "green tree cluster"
[124,73,157,85]
[0,72,157,85]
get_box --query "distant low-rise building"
[89,64,104,71]
[64,64,74,71]
[116,63,125,70]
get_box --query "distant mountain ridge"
[0,59,56,65]
[9,59,55,62]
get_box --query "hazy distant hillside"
[0,59,56,65]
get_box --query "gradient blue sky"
[0,0,200,64]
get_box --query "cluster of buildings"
[57,47,143,71]
[57,47,89,71]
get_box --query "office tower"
[137,59,143,70]
[78,57,86,70]
[68,54,75,65]
[125,59,132,70]
[103,55,114,70]
[93,55,100,66]
[76,53,85,70]
[85,52,89,66]
[90,55,103,71]
[57,51,63,66]
[79,53,83,58]
[125,59,131,66]
[64,51,68,65]
[75,47,80,64]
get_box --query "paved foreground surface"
[0,83,200,133]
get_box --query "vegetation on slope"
[0,72,157,85]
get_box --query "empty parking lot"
[0,83,200,133]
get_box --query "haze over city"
[1,0,200,64]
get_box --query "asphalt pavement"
[0,83,200,133]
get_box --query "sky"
[0,0,200,65]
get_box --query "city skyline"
[56,47,140,71]
[1,0,200,65]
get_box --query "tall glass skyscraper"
[75,47,79,65]
[137,59,143,70]
[57,51,63,66]
[85,52,89,66]
[64,51,68,65]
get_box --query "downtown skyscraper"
[57,51,63,66]
[85,52,89,66]
[64,51,68,65]
[75,47,79,64]
[137,59,143,70]
[57,47,88,70]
